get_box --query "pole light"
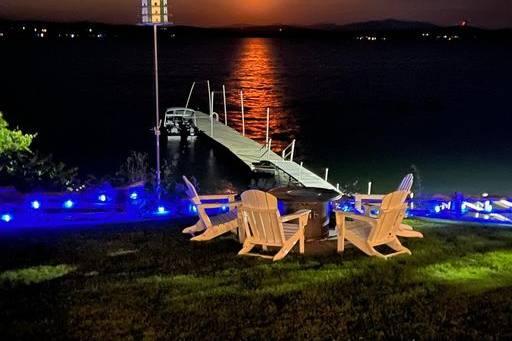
[140,0,173,194]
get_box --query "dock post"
[290,139,296,162]
[223,85,227,126]
[185,81,195,109]
[240,90,245,136]
[324,168,329,181]
[207,80,211,116]
[368,181,372,195]
[210,91,215,116]
[266,107,270,145]
[299,162,304,182]
[210,92,215,136]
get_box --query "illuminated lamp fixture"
[130,192,139,200]
[1,214,13,223]
[156,206,168,215]
[98,194,107,202]
[63,200,75,209]
[31,200,41,210]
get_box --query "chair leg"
[182,221,205,235]
[238,241,255,256]
[273,236,298,261]
[396,229,424,238]
[337,221,346,253]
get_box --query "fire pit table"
[269,187,342,240]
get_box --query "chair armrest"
[334,210,377,225]
[197,201,241,210]
[199,194,237,202]
[281,209,311,222]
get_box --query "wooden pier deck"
[194,111,340,192]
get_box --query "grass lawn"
[0,218,511,339]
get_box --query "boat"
[163,107,199,140]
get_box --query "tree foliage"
[0,112,35,155]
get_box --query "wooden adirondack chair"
[336,190,412,259]
[181,176,240,242]
[362,174,423,239]
[238,190,311,262]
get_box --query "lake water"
[1,36,511,195]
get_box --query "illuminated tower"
[141,0,172,25]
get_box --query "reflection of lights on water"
[227,38,295,151]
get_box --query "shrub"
[0,151,81,192]
[0,112,35,154]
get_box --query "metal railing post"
[223,85,227,126]
[325,168,329,182]
[290,139,296,162]
[210,91,215,117]
[266,107,270,145]
[240,90,245,136]
[185,81,195,109]
[368,181,372,195]
[207,80,211,115]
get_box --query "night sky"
[0,0,510,28]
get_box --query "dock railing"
[281,139,296,162]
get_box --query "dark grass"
[1,219,511,340]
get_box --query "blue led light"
[98,194,107,202]
[222,205,228,211]
[130,192,138,200]
[31,200,41,210]
[63,200,75,209]
[1,214,12,223]
[156,206,169,215]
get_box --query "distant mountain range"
[0,18,510,40]
[308,19,440,32]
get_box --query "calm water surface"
[1,36,511,194]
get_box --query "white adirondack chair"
[238,190,311,262]
[181,176,240,242]
[336,190,412,259]
[362,174,423,239]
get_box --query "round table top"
[269,187,342,203]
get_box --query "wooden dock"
[194,111,340,192]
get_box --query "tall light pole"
[141,0,172,193]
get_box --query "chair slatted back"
[182,176,201,205]
[240,190,285,246]
[369,190,409,243]
[398,173,414,192]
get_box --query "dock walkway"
[194,111,340,192]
